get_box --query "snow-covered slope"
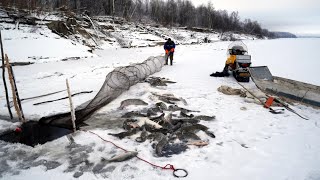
[1,23,93,64]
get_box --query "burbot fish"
[119,99,148,109]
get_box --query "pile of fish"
[109,93,216,157]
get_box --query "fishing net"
[39,56,165,129]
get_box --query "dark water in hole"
[0,121,72,147]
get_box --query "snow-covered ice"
[0,25,320,180]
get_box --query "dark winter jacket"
[164,40,176,51]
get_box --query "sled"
[249,66,320,108]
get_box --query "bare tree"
[0,0,272,37]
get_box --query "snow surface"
[244,38,320,86]
[0,23,93,64]
[0,25,320,180]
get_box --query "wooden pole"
[112,0,115,16]
[0,31,13,119]
[17,89,66,102]
[237,81,265,105]
[5,54,24,122]
[66,79,76,132]
[33,91,92,106]
[9,63,25,122]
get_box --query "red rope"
[82,130,176,171]
[84,130,128,152]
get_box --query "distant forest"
[0,0,275,37]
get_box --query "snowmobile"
[226,41,251,82]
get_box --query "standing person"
[164,38,175,65]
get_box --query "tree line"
[0,0,274,37]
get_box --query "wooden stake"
[66,79,76,132]
[0,30,13,119]
[5,54,24,122]
[9,63,25,121]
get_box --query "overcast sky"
[191,0,320,36]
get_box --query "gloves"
[165,48,174,54]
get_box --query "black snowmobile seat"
[229,49,237,55]
[229,48,246,55]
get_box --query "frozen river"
[245,38,320,86]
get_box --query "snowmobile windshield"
[227,41,248,55]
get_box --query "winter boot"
[222,65,230,76]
